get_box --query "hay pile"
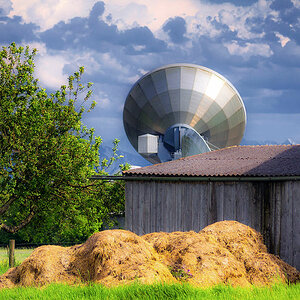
[0,230,174,288]
[0,221,299,288]
[144,221,299,286]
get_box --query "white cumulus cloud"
[291,0,300,9]
[103,0,197,32]
[225,41,273,58]
[35,54,68,89]
[275,32,291,47]
[9,0,98,30]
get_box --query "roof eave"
[91,175,300,181]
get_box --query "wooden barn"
[123,145,300,270]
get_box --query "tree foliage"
[0,43,125,237]
[0,178,126,244]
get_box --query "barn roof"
[123,145,300,177]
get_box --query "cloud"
[39,2,166,54]
[224,41,273,58]
[202,0,257,6]
[0,15,39,43]
[22,41,47,56]
[94,91,111,108]
[103,0,198,32]
[163,17,188,43]
[9,0,98,30]
[291,0,300,8]
[89,1,105,20]
[247,0,300,45]
[103,2,149,30]
[1,0,300,147]
[120,26,167,53]
[270,0,293,10]
[35,54,68,89]
[275,32,290,46]
[0,0,12,16]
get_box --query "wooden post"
[9,240,15,268]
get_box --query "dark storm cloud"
[40,1,166,53]
[162,17,188,43]
[0,16,39,43]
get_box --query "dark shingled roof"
[123,145,300,177]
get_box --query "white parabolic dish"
[123,64,246,164]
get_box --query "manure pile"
[0,221,299,288]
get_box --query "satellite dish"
[123,63,246,164]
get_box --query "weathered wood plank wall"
[125,180,300,270]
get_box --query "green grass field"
[0,247,34,275]
[0,249,299,299]
[0,282,299,300]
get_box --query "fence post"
[9,239,15,268]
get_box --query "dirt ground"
[0,221,299,288]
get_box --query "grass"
[0,282,299,300]
[0,247,34,275]
[0,250,299,299]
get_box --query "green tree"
[0,43,123,236]
[0,173,127,245]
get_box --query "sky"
[1,0,300,155]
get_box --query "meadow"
[0,247,33,275]
[0,248,299,299]
[0,281,299,300]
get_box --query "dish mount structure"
[123,64,246,164]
